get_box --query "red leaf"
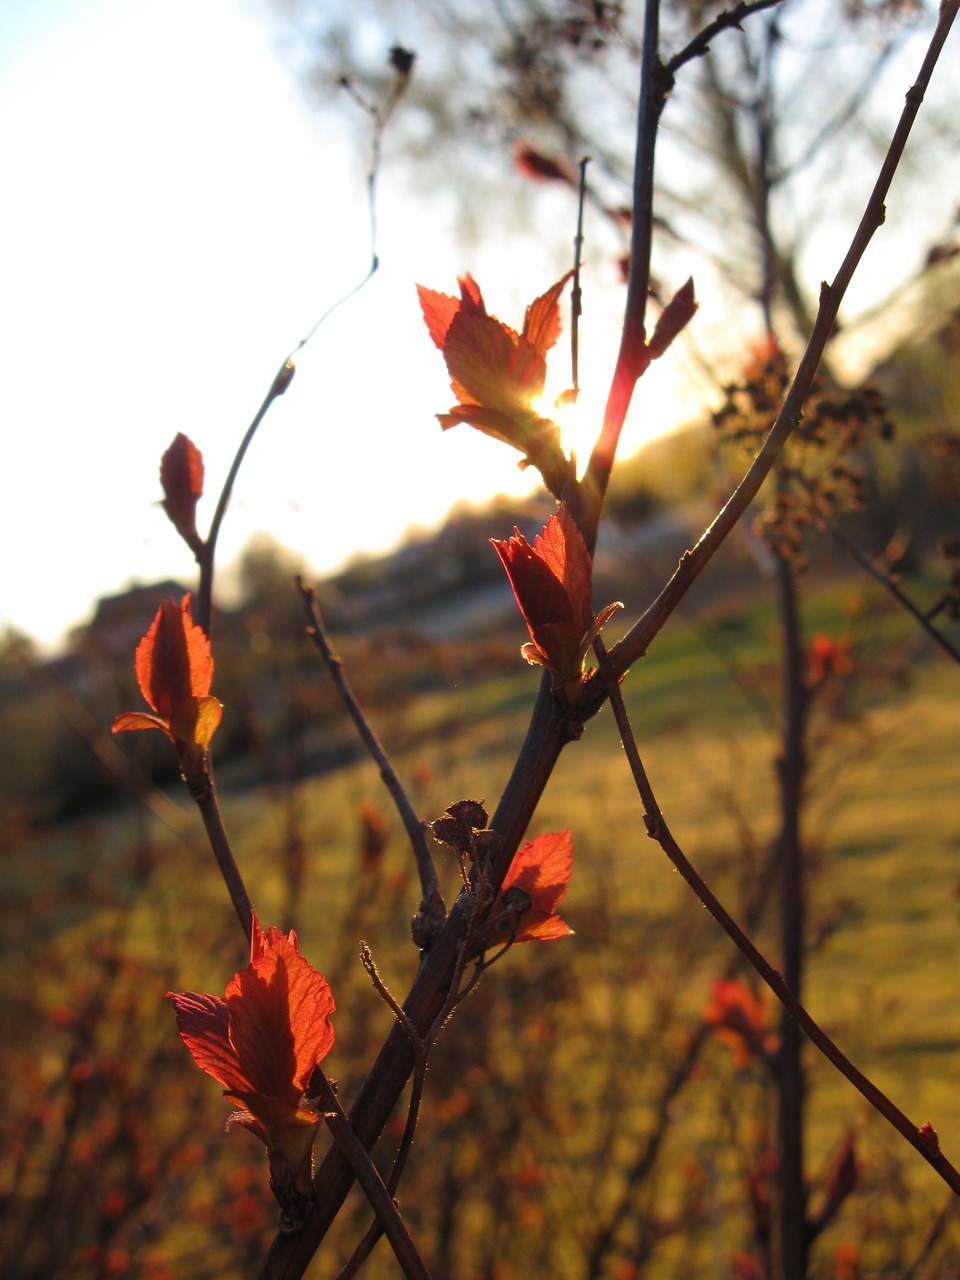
[114,596,222,775]
[514,144,576,186]
[495,830,573,942]
[166,992,245,1092]
[523,270,574,360]
[168,913,335,1168]
[159,434,204,546]
[647,277,697,360]
[492,506,619,692]
[417,273,573,494]
[703,978,778,1068]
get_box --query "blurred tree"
[274,0,959,378]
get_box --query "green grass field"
[4,571,960,1277]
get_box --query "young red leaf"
[417,273,574,495]
[487,830,574,944]
[703,978,779,1068]
[491,505,621,696]
[523,271,574,360]
[808,634,853,685]
[112,594,222,787]
[647,277,698,361]
[168,913,335,1205]
[514,144,576,186]
[159,433,204,548]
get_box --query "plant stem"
[195,361,295,638]
[830,524,960,666]
[256,7,960,1275]
[195,782,254,946]
[310,1072,433,1280]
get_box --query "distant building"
[80,580,190,662]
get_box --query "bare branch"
[195,782,255,947]
[193,51,411,636]
[591,632,960,1197]
[590,0,960,687]
[298,578,445,939]
[308,1072,433,1280]
[830,523,960,666]
[582,0,666,542]
[665,0,785,77]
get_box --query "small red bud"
[159,433,204,548]
[918,1122,941,1156]
[272,360,296,399]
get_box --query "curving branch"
[830,523,960,666]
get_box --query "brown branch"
[193,52,404,636]
[195,782,255,947]
[309,1072,432,1280]
[298,578,445,937]
[772,555,809,1279]
[665,0,784,77]
[586,0,960,691]
[581,0,784,544]
[830,524,960,666]
[581,0,665,545]
[334,942,465,1279]
[195,361,296,638]
[591,633,960,1198]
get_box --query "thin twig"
[195,361,296,638]
[901,1195,960,1280]
[591,632,960,1198]
[571,158,589,397]
[298,580,444,930]
[337,936,473,1279]
[665,0,784,76]
[830,524,960,666]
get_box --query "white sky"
[2,1,955,652]
[0,0,688,652]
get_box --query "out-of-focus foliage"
[278,0,959,358]
[3,573,960,1276]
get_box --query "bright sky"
[1,0,691,653]
[6,1,952,653]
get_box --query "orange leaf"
[495,829,573,942]
[111,710,173,741]
[492,506,620,693]
[168,914,335,1169]
[134,596,214,730]
[418,273,573,495]
[647,277,697,360]
[114,596,222,778]
[523,270,574,360]
[514,144,576,186]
